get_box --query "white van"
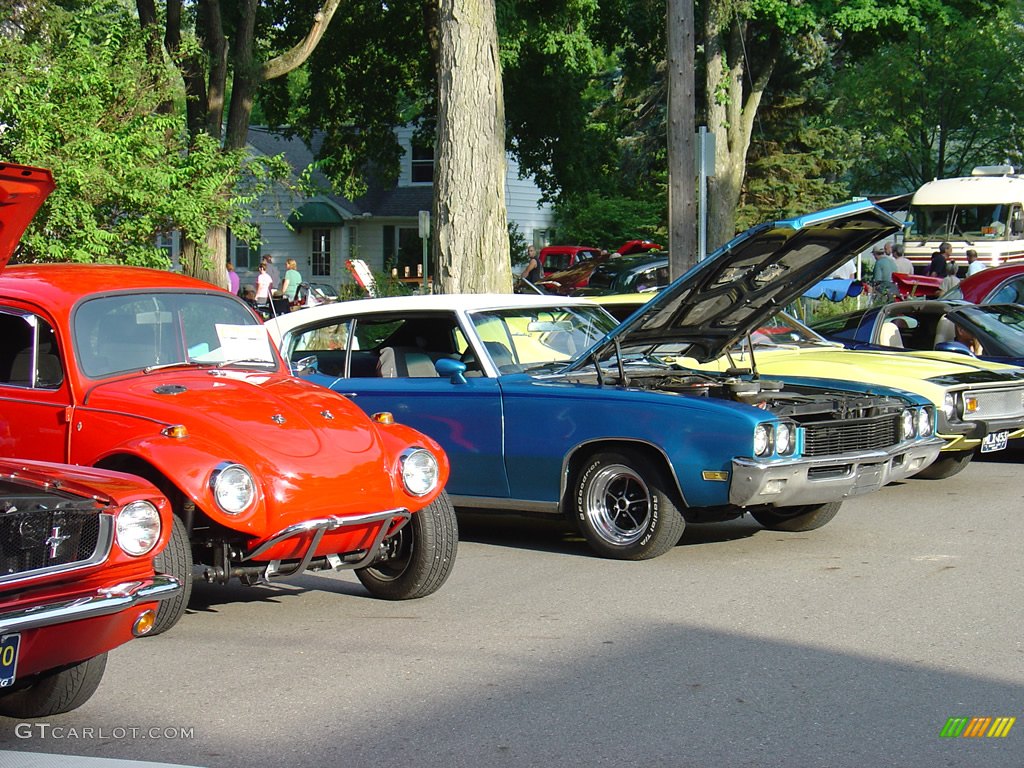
[903,165,1024,272]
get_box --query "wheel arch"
[560,438,688,515]
[92,453,212,533]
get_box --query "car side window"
[991,277,1024,305]
[0,311,65,389]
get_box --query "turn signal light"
[132,609,157,636]
[372,412,395,425]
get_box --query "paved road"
[1,447,1022,768]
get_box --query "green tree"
[0,2,263,266]
[834,5,1024,194]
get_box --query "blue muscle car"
[268,202,943,560]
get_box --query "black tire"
[150,513,193,635]
[750,501,842,532]
[915,449,973,480]
[356,491,458,600]
[573,451,686,560]
[0,654,107,718]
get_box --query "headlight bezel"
[115,500,162,557]
[901,409,916,440]
[775,421,794,455]
[209,462,257,515]
[917,407,933,437]
[400,447,440,497]
[943,392,957,421]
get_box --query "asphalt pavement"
[1,445,1022,768]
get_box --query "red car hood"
[0,164,54,271]
[83,369,376,460]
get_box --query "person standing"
[966,248,986,277]
[254,261,274,306]
[520,245,542,282]
[892,244,914,274]
[929,243,951,277]
[871,246,897,297]
[226,260,240,295]
[280,258,303,303]
[262,254,281,291]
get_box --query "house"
[231,126,555,290]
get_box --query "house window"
[231,228,260,270]
[312,228,331,276]
[155,232,175,262]
[411,143,434,184]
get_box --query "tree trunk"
[704,2,775,250]
[433,0,511,293]
[180,227,229,289]
[666,0,696,276]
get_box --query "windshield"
[907,204,1015,241]
[467,305,618,371]
[74,292,276,378]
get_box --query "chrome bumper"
[243,508,412,579]
[0,575,181,634]
[729,437,944,508]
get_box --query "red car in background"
[944,263,1024,304]
[0,162,457,638]
[537,245,603,277]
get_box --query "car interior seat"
[933,316,957,348]
[877,321,904,348]
[482,341,517,371]
[9,347,63,387]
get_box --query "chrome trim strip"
[0,515,115,587]
[448,495,560,514]
[0,575,181,634]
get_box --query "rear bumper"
[730,437,944,507]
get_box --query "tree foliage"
[0,1,266,266]
[834,3,1024,194]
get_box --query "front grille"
[803,415,900,456]
[971,388,1024,419]
[0,500,110,581]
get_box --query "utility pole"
[666,0,696,278]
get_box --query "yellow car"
[591,294,1024,479]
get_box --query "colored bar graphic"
[941,716,1015,738]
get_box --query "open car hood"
[0,163,54,272]
[567,201,901,367]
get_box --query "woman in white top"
[255,262,274,304]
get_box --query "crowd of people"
[232,253,305,316]
[870,239,988,297]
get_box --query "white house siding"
[505,154,554,253]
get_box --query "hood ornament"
[271,414,286,424]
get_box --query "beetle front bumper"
[729,436,944,508]
[242,508,412,579]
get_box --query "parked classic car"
[0,178,180,717]
[0,163,457,635]
[0,460,179,718]
[811,300,1024,366]
[596,293,1024,478]
[943,263,1024,304]
[537,245,603,277]
[269,202,944,561]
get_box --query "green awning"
[287,201,346,230]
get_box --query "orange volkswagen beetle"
[0,163,456,634]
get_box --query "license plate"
[0,634,20,688]
[981,430,1009,453]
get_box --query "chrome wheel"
[581,463,653,547]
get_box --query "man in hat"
[871,244,897,298]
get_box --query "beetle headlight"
[917,408,933,437]
[943,392,956,421]
[753,424,773,457]
[400,448,439,496]
[901,409,915,440]
[776,422,793,455]
[210,463,256,515]
[116,501,162,556]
